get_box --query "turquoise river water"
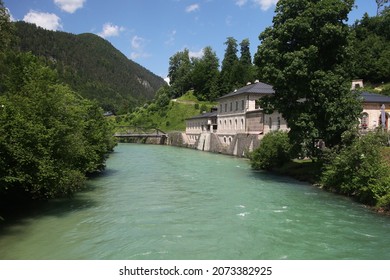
[1,143,390,260]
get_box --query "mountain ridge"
[13,21,166,114]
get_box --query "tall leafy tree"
[0,0,13,50]
[191,46,220,101]
[167,48,192,98]
[352,9,390,83]
[0,0,15,93]
[254,0,362,154]
[0,52,115,203]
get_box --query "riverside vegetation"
[250,0,390,211]
[0,2,116,218]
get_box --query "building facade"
[184,81,288,153]
[215,81,288,146]
[184,80,390,154]
[360,91,390,130]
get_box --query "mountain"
[13,21,166,114]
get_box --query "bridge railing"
[114,126,167,137]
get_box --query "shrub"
[250,131,292,170]
[321,131,390,206]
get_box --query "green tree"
[376,0,389,15]
[191,46,220,101]
[250,131,292,170]
[352,9,390,84]
[0,52,115,202]
[235,38,256,86]
[0,0,13,50]
[219,37,239,96]
[254,0,362,154]
[168,48,193,98]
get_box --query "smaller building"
[185,109,217,145]
[360,91,390,130]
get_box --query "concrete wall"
[167,131,261,158]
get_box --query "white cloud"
[131,35,145,49]
[54,0,86,13]
[189,48,204,59]
[130,35,150,60]
[165,30,177,46]
[252,0,278,11]
[236,0,278,11]
[98,23,125,38]
[185,4,200,13]
[6,8,16,22]
[235,0,247,7]
[23,10,62,31]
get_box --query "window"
[235,119,237,130]
[225,103,227,112]
[230,102,233,111]
[241,100,245,110]
[236,101,238,111]
[241,118,244,130]
[220,104,222,112]
[277,117,281,130]
[269,117,272,129]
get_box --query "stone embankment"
[167,132,261,157]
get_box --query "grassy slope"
[115,91,216,132]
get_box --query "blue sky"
[4,0,380,80]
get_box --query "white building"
[184,80,390,154]
[360,91,390,130]
[216,81,288,146]
[185,81,288,153]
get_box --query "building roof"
[360,91,390,103]
[218,81,274,100]
[186,110,218,120]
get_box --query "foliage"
[168,48,193,98]
[0,52,116,202]
[121,90,216,131]
[250,131,292,170]
[167,37,257,102]
[352,8,390,84]
[12,21,165,114]
[191,46,220,101]
[321,130,390,207]
[254,0,362,154]
[218,37,239,96]
[376,0,389,15]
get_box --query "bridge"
[114,126,167,143]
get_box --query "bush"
[321,131,390,206]
[250,131,292,170]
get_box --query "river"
[0,143,390,260]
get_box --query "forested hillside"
[13,22,166,114]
